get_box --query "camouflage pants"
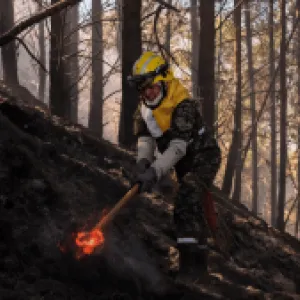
[173,148,221,243]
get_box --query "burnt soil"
[0,82,300,300]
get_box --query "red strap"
[203,190,217,232]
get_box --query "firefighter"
[128,51,221,282]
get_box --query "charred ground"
[0,82,300,300]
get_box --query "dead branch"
[0,0,83,47]
[15,37,48,73]
[155,0,179,12]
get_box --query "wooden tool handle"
[95,184,139,229]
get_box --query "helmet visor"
[127,73,155,92]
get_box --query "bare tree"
[88,0,103,136]
[116,0,122,61]
[38,2,46,103]
[232,0,242,203]
[164,0,172,60]
[222,0,242,201]
[0,1,18,86]
[118,1,142,147]
[66,4,79,122]
[198,0,215,130]
[50,0,72,118]
[277,0,287,232]
[269,0,277,227]
[296,0,300,238]
[245,0,258,213]
[190,0,200,99]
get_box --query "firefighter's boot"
[176,239,209,284]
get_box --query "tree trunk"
[38,2,46,103]
[116,0,122,61]
[50,0,71,119]
[164,0,172,61]
[296,0,300,238]
[0,1,18,86]
[190,0,200,99]
[66,4,79,123]
[216,1,223,132]
[88,0,103,136]
[232,0,242,203]
[198,0,215,131]
[222,0,242,201]
[118,0,142,148]
[277,0,287,232]
[245,0,258,214]
[269,0,277,227]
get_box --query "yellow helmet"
[128,51,174,91]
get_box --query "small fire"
[75,228,105,257]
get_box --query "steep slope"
[0,82,300,300]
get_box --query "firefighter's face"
[141,83,161,102]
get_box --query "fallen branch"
[0,0,82,47]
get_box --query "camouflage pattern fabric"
[174,150,221,242]
[133,97,221,242]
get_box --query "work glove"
[135,158,151,174]
[136,166,158,193]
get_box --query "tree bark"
[118,0,142,148]
[296,0,300,238]
[190,0,200,99]
[277,0,287,232]
[198,0,215,131]
[116,0,122,61]
[164,0,172,61]
[269,0,277,227]
[222,0,242,202]
[245,0,258,214]
[0,1,18,86]
[38,2,46,103]
[88,0,103,136]
[50,0,71,119]
[66,4,79,123]
[232,0,242,203]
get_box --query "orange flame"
[75,228,104,257]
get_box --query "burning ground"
[0,82,300,300]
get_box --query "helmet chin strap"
[143,82,167,109]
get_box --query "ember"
[75,228,104,257]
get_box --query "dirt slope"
[0,82,300,300]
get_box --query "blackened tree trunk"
[277,0,287,232]
[88,0,103,136]
[118,1,142,147]
[0,1,18,86]
[38,1,46,103]
[50,0,71,118]
[198,0,215,131]
[66,4,79,123]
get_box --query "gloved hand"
[136,166,157,193]
[135,158,151,174]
